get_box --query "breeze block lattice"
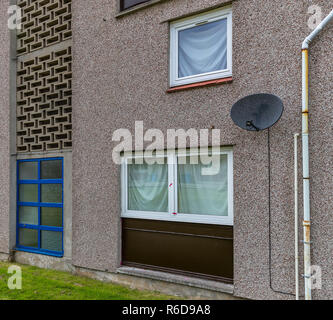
[17,0,72,153]
[17,47,72,152]
[17,0,72,56]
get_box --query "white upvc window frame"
[121,148,233,226]
[169,6,233,88]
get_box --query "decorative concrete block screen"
[17,0,72,153]
[17,0,72,56]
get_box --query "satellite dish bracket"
[246,120,260,131]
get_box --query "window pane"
[41,231,62,252]
[128,161,168,212]
[41,207,62,227]
[19,228,38,248]
[121,0,149,10]
[19,161,38,180]
[41,160,62,179]
[19,184,38,202]
[19,206,38,225]
[177,154,228,216]
[41,184,62,203]
[178,18,228,78]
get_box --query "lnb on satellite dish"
[231,93,284,131]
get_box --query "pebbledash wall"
[0,0,332,300]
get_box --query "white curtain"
[178,155,228,216]
[128,163,168,212]
[178,18,228,78]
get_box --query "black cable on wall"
[267,128,302,298]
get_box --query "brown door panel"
[122,218,233,283]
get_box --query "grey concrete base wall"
[0,1,11,256]
[14,251,74,273]
[70,0,332,300]
[0,253,10,261]
[76,268,240,300]
[12,251,240,299]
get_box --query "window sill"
[167,77,233,93]
[14,247,64,258]
[117,266,234,295]
[116,0,167,18]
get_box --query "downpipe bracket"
[301,240,312,245]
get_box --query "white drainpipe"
[294,133,299,300]
[301,9,333,301]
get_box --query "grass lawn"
[0,261,178,300]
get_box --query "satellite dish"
[231,93,284,131]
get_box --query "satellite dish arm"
[246,120,260,131]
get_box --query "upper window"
[16,158,64,257]
[121,148,233,225]
[169,7,232,87]
[120,0,150,11]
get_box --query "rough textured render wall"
[16,0,72,153]
[0,1,11,254]
[72,0,333,299]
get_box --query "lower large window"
[16,158,64,257]
[121,148,233,225]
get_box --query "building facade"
[0,0,332,300]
